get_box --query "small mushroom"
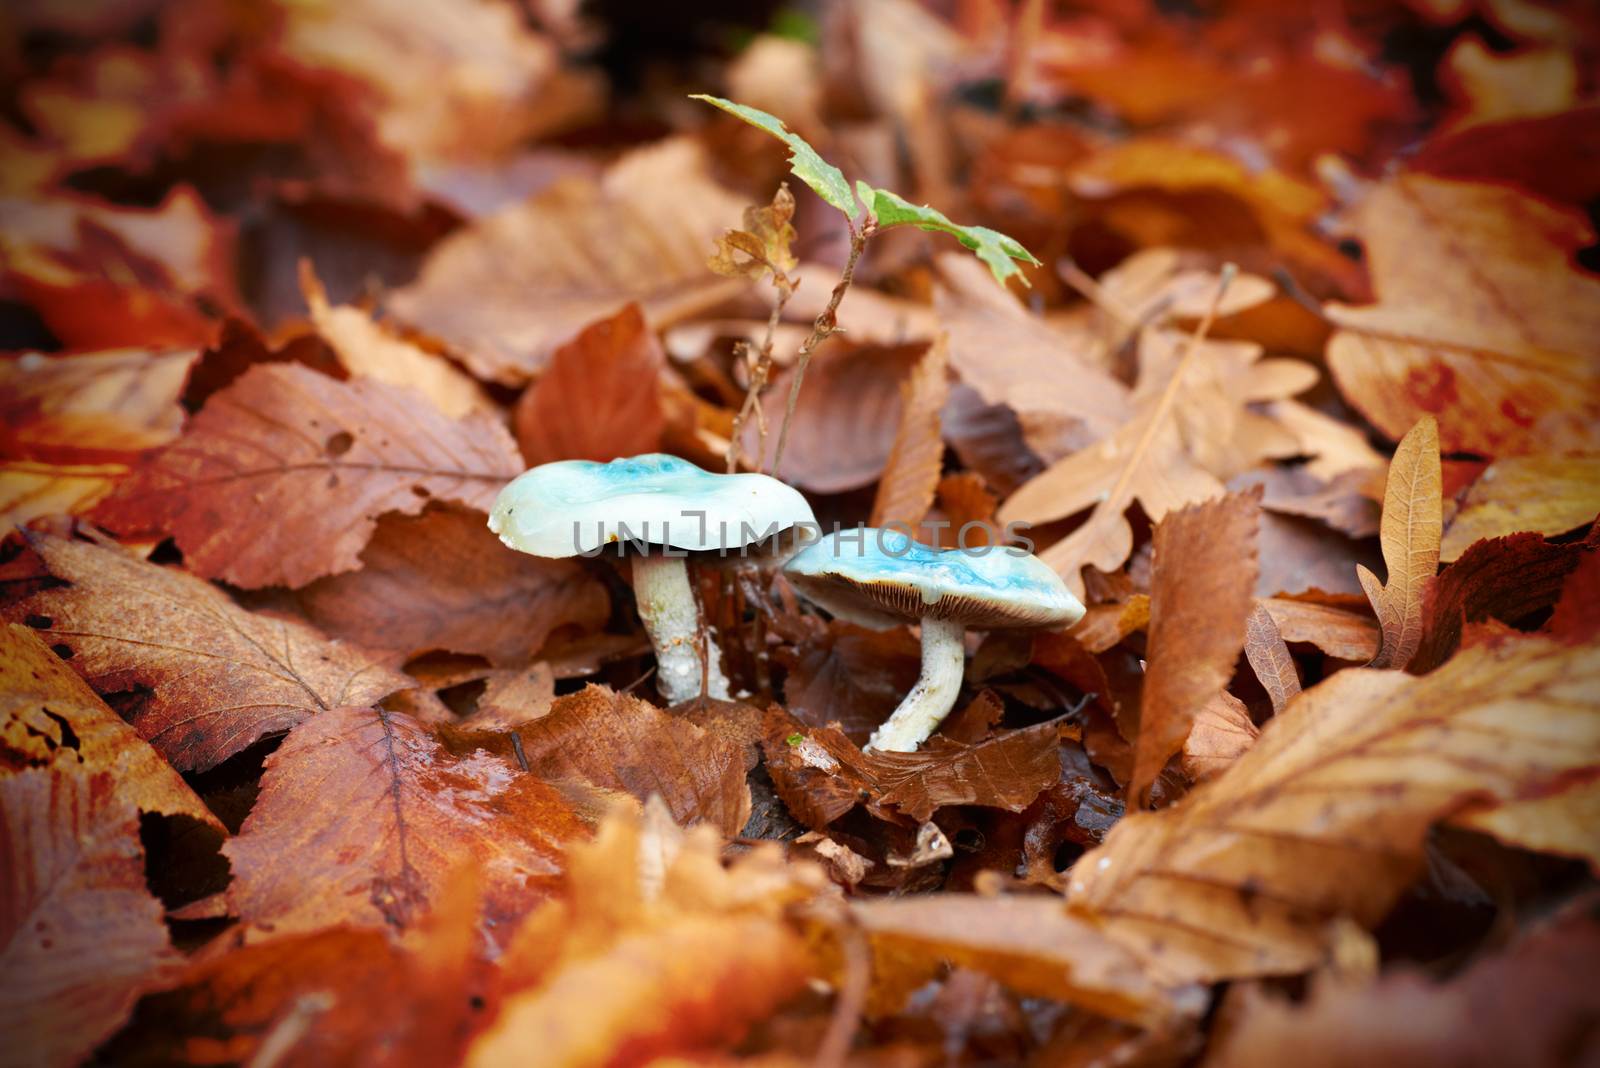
[784,527,1084,752]
[489,453,815,703]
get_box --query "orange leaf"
[1130,489,1261,806]
[1258,598,1379,662]
[1357,415,1441,669]
[513,303,666,466]
[225,705,585,938]
[0,768,179,1068]
[1439,454,1600,562]
[297,504,608,665]
[0,348,192,462]
[870,334,950,531]
[515,685,752,835]
[95,362,524,588]
[1179,691,1258,784]
[1068,632,1600,984]
[2,533,409,771]
[0,460,123,528]
[1243,603,1300,713]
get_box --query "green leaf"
[690,94,856,218]
[861,186,1040,288]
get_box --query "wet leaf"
[96,362,523,588]
[2,533,409,771]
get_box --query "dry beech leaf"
[1209,900,1600,1068]
[1130,490,1260,805]
[104,902,482,1068]
[1357,416,1442,670]
[2,533,409,772]
[1067,632,1600,985]
[936,254,1132,461]
[391,139,746,384]
[0,348,192,461]
[1411,532,1588,674]
[870,334,949,530]
[513,303,666,466]
[1258,598,1379,662]
[0,767,179,1068]
[96,362,523,588]
[297,504,607,666]
[849,894,1192,1027]
[1243,603,1300,713]
[1180,691,1258,784]
[301,262,494,420]
[225,704,585,938]
[0,460,123,528]
[1069,595,1151,654]
[1439,454,1600,562]
[0,623,218,829]
[746,340,927,494]
[515,685,751,835]
[1325,174,1600,456]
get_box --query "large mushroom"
[489,453,815,703]
[784,527,1084,751]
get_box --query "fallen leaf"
[870,334,949,531]
[391,139,746,384]
[95,362,523,588]
[1357,416,1442,669]
[933,471,1001,548]
[1547,548,1600,643]
[225,704,584,937]
[745,340,927,494]
[1069,596,1151,654]
[1243,603,1300,713]
[864,718,1067,822]
[301,262,494,420]
[848,894,1193,1026]
[1411,531,1587,674]
[779,620,921,744]
[1452,777,1600,873]
[1130,490,1260,805]
[461,663,556,731]
[0,767,178,1068]
[1068,632,1600,984]
[1208,899,1600,1067]
[1325,174,1600,456]
[513,303,666,466]
[515,685,751,835]
[1180,692,1258,784]
[296,504,608,665]
[0,460,123,527]
[2,532,409,771]
[0,623,217,828]
[1259,598,1379,661]
[1439,454,1600,562]
[0,348,193,462]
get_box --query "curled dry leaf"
[870,334,949,530]
[1357,415,1442,670]
[745,340,927,494]
[225,704,585,939]
[1130,489,1260,806]
[0,768,178,1068]
[1439,454,1600,562]
[0,348,192,461]
[1068,632,1600,985]
[1243,603,1300,713]
[297,504,608,666]
[514,685,751,835]
[0,623,217,828]
[513,303,666,466]
[1180,692,1258,784]
[2,533,409,772]
[95,362,523,588]
[1325,173,1600,456]
[1208,900,1600,1068]
[391,139,746,384]
[1258,598,1379,662]
[848,894,1194,1027]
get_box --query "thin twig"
[726,280,792,472]
[771,221,874,476]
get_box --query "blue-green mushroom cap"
[489,453,816,558]
[784,527,1085,630]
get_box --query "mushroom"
[489,453,816,703]
[783,527,1084,752]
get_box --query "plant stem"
[770,222,874,475]
[726,277,792,472]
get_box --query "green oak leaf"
[860,185,1040,288]
[690,94,856,217]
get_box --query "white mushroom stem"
[866,617,965,752]
[631,555,731,703]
